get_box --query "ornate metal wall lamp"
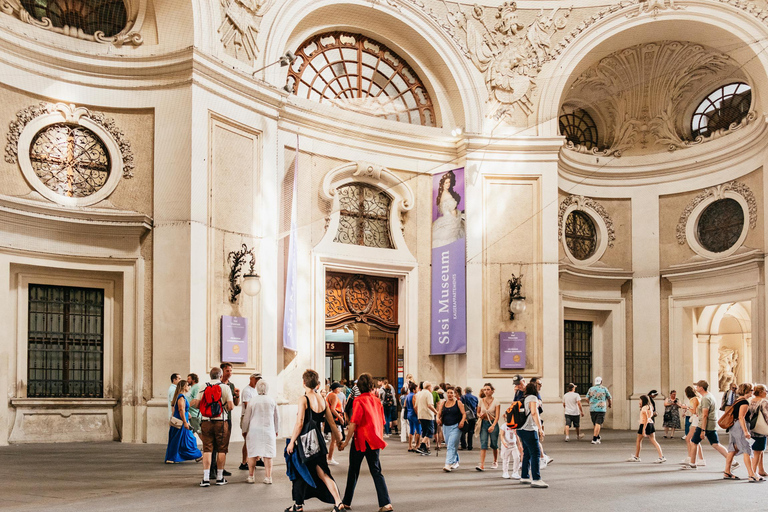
[508,273,526,320]
[228,244,261,303]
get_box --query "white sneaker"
[627,455,641,462]
[263,477,272,484]
[591,439,598,445]
[699,460,706,467]
[654,457,666,464]
[531,480,549,488]
[520,478,532,484]
[511,472,521,480]
[731,461,740,470]
[246,475,255,484]
[491,462,498,469]
[679,459,690,465]
[578,433,585,440]
[450,462,460,469]
[681,435,687,440]
[443,466,452,472]
[596,438,602,444]
[680,463,697,470]
[502,472,510,479]
[539,459,547,469]
[565,436,569,442]
[327,458,339,466]
[543,455,553,465]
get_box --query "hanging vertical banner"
[431,167,467,355]
[282,137,299,351]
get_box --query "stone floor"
[1,430,765,511]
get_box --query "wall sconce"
[253,50,297,75]
[228,243,261,303]
[508,273,526,320]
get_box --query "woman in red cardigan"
[339,373,394,512]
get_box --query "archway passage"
[324,272,399,387]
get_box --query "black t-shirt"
[733,399,749,420]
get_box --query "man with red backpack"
[191,367,235,487]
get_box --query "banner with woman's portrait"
[431,168,467,354]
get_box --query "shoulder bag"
[169,416,184,429]
[752,400,768,436]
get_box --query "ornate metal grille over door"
[333,183,394,249]
[27,284,104,398]
[564,320,592,395]
[565,211,597,261]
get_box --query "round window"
[565,210,597,261]
[29,123,111,198]
[696,198,745,253]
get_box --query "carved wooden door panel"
[325,272,399,333]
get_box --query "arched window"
[696,198,745,254]
[286,32,436,127]
[21,0,128,38]
[333,183,394,249]
[564,210,597,261]
[559,109,598,150]
[691,83,752,138]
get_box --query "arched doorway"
[324,272,399,387]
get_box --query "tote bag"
[297,396,326,463]
[753,401,768,436]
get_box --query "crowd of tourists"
[163,365,768,507]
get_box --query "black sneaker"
[215,478,228,486]
[255,459,265,467]
[222,470,232,476]
[239,463,248,470]
[420,450,431,456]
[199,480,210,487]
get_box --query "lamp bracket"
[228,243,256,303]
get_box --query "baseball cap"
[594,377,602,385]
[250,372,262,379]
[512,375,523,385]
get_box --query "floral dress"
[663,400,681,429]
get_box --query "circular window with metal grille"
[29,123,111,198]
[691,83,752,138]
[696,198,745,254]
[564,210,598,261]
[285,32,436,127]
[559,109,598,150]
[21,0,128,37]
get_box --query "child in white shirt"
[499,421,521,479]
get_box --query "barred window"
[21,0,128,38]
[333,183,394,249]
[28,284,104,398]
[286,32,436,127]
[565,211,597,261]
[696,198,745,254]
[691,83,751,138]
[559,109,599,150]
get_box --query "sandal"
[475,466,484,471]
[749,476,760,483]
[377,507,394,512]
[723,472,740,480]
[285,506,303,512]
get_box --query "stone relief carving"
[567,41,735,157]
[626,0,684,18]
[557,195,615,248]
[0,0,144,46]
[445,2,572,119]
[718,347,739,392]
[675,181,757,244]
[219,0,272,65]
[5,102,135,179]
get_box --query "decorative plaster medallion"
[0,0,145,46]
[677,180,756,259]
[6,102,134,206]
[219,0,271,65]
[558,195,615,266]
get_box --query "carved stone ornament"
[219,0,272,65]
[558,195,615,248]
[0,0,145,46]
[626,0,684,19]
[718,347,738,393]
[676,181,757,244]
[6,102,135,179]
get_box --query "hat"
[512,375,523,385]
[594,377,602,385]
[330,382,341,391]
[250,372,262,380]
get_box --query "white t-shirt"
[499,422,517,445]
[563,392,581,416]
[241,385,257,406]
[415,389,435,420]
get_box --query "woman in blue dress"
[165,380,202,464]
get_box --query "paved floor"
[0,430,764,511]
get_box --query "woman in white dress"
[432,170,465,248]
[242,379,279,484]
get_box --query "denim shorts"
[752,435,767,452]
[479,420,499,450]
[691,427,719,445]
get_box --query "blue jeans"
[479,420,499,450]
[518,429,541,481]
[684,416,691,436]
[442,424,461,466]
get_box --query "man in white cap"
[239,372,262,470]
[586,377,612,444]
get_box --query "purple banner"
[500,332,526,369]
[222,315,248,363]
[431,168,467,355]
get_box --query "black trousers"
[342,444,391,508]
[461,419,476,449]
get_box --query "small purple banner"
[431,168,467,355]
[222,315,248,363]
[500,332,526,369]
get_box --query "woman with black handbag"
[285,369,344,512]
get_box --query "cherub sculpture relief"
[718,347,739,393]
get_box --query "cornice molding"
[661,250,763,282]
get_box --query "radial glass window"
[691,83,752,138]
[697,198,745,253]
[29,123,111,198]
[286,32,436,127]
[21,0,128,37]
[559,109,598,150]
[565,210,598,261]
[333,183,394,249]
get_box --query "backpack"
[718,398,747,430]
[200,383,223,419]
[462,396,477,421]
[505,400,529,429]
[383,387,395,407]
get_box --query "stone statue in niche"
[446,2,570,121]
[718,347,739,393]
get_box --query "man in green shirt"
[186,373,202,432]
[681,379,739,471]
